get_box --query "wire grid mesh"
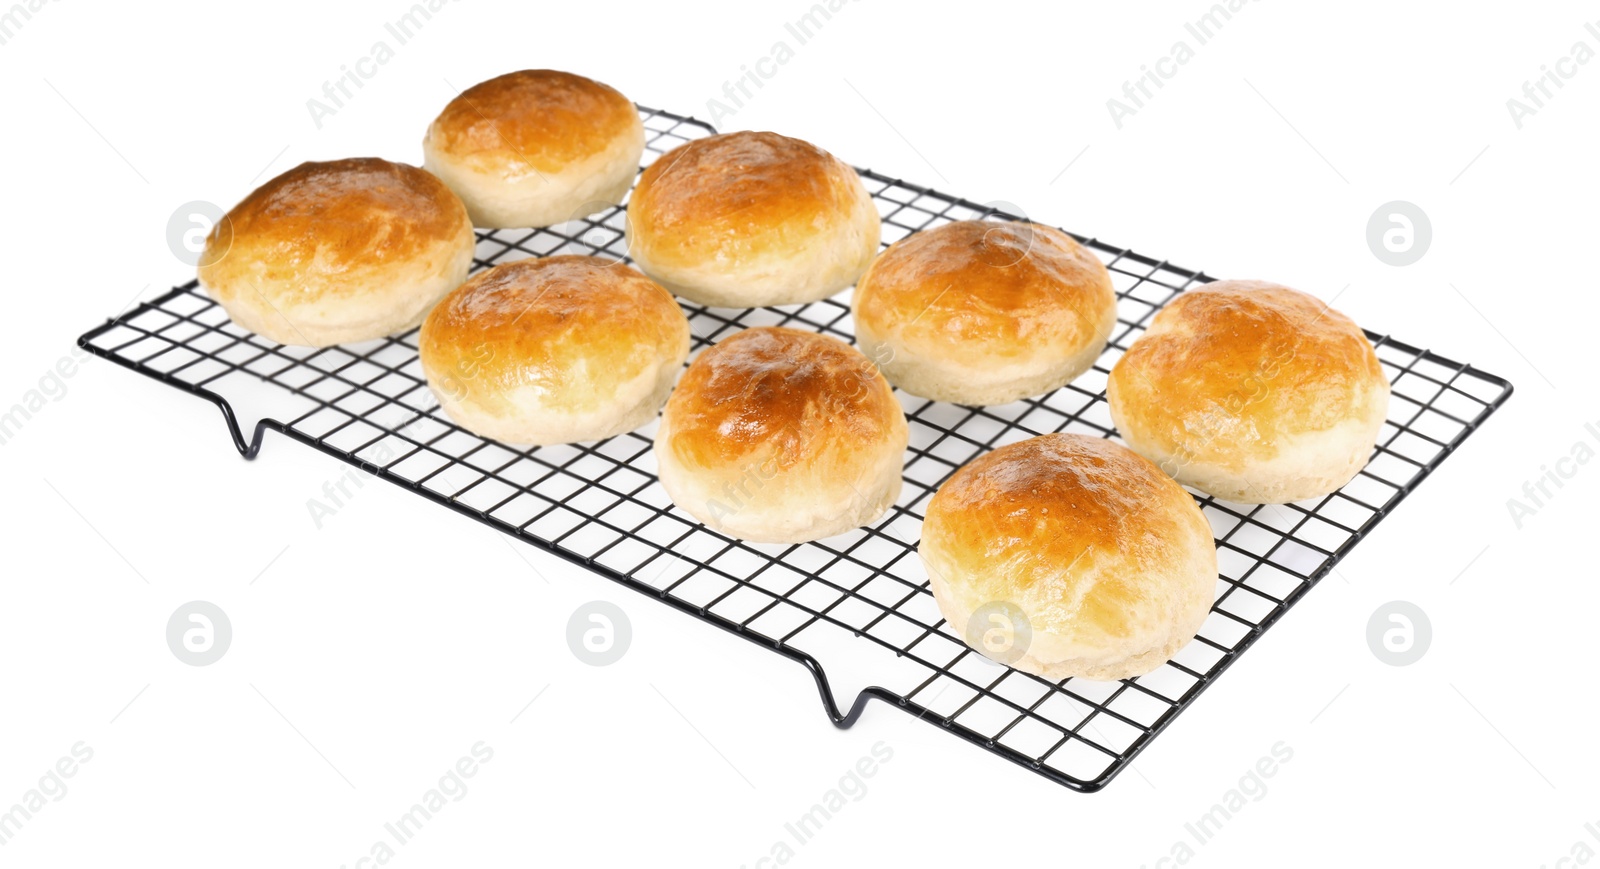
[77,106,1513,792]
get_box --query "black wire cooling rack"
[78,105,1513,792]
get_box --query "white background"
[2,1,1596,866]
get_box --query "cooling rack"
[77,105,1513,792]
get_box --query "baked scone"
[198,158,475,347]
[625,131,880,308]
[419,256,689,445]
[852,220,1117,405]
[919,433,1218,682]
[422,70,645,228]
[654,327,907,543]
[1107,280,1390,504]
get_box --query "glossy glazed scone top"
[424,70,640,173]
[199,158,471,297]
[920,433,1214,643]
[660,327,904,473]
[854,220,1116,364]
[1107,280,1388,473]
[419,256,689,415]
[627,131,863,269]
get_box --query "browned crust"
[921,433,1206,638]
[627,131,864,267]
[853,220,1116,359]
[419,256,688,411]
[1107,280,1388,466]
[424,70,639,171]
[199,157,471,294]
[660,326,903,471]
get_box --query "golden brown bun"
[920,433,1218,681]
[853,220,1117,405]
[654,327,907,543]
[625,131,880,307]
[1107,280,1390,504]
[198,157,475,347]
[419,256,689,445]
[422,70,645,228]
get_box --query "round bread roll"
[422,70,645,228]
[853,220,1117,405]
[1107,280,1390,504]
[419,255,689,445]
[920,433,1218,682]
[625,131,880,308]
[198,157,475,347]
[654,327,907,543]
